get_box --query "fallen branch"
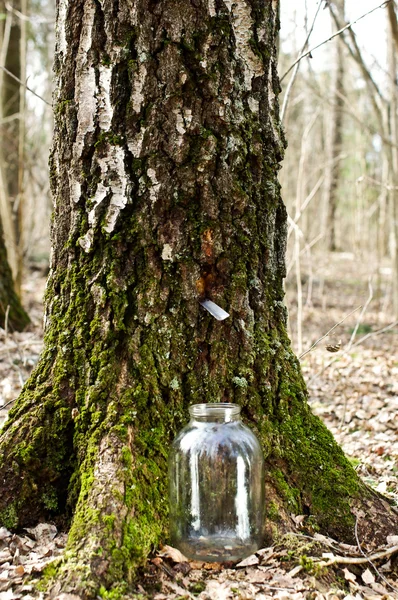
[321,545,398,567]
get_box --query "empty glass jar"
[169,403,264,562]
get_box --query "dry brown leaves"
[1,261,398,598]
[0,524,66,599]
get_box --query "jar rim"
[189,403,241,418]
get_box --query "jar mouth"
[189,403,241,418]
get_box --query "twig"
[354,517,398,593]
[5,2,55,23]
[321,545,398,566]
[280,0,323,123]
[0,65,51,106]
[4,305,10,336]
[299,305,362,359]
[280,0,392,83]
[0,397,17,411]
[308,319,398,386]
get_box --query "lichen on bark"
[0,0,396,598]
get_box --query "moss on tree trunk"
[0,0,396,597]
[0,218,29,330]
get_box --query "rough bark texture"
[0,1,396,598]
[0,216,29,330]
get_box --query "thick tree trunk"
[0,215,29,330]
[0,0,396,597]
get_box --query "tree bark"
[323,0,345,252]
[0,214,29,330]
[0,0,25,291]
[0,0,396,597]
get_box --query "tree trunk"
[323,0,344,252]
[0,0,396,597]
[387,1,398,318]
[0,0,24,291]
[0,214,29,330]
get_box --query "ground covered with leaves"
[0,255,397,599]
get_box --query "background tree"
[0,0,396,598]
[0,214,29,330]
[0,0,27,292]
[323,0,345,252]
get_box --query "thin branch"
[281,0,392,83]
[322,545,398,566]
[0,65,52,106]
[280,0,323,123]
[308,319,398,385]
[5,2,55,23]
[299,306,362,360]
[327,1,385,131]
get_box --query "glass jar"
[169,403,264,562]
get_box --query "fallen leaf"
[343,568,357,583]
[291,514,306,525]
[203,581,230,600]
[256,547,275,563]
[361,567,375,584]
[157,545,188,563]
[370,581,390,595]
[14,565,25,577]
[0,530,11,542]
[236,554,259,568]
[189,560,205,569]
[386,535,398,545]
[203,562,223,572]
[26,524,57,545]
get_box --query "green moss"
[98,583,131,599]
[0,502,18,529]
[95,131,124,150]
[54,99,73,115]
[41,487,59,511]
[189,582,206,595]
[266,501,279,521]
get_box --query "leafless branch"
[281,0,323,123]
[281,0,392,83]
[0,65,52,106]
[299,305,362,359]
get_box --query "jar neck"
[189,403,241,423]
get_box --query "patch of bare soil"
[0,255,397,599]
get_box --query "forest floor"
[0,253,397,599]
